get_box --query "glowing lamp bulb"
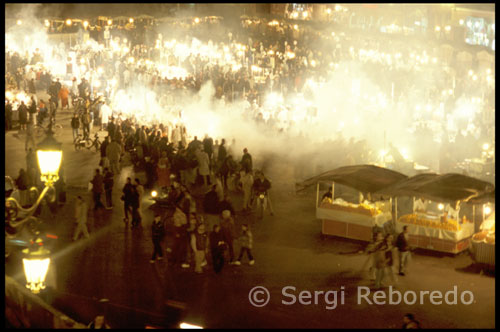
[468,70,473,76]
[66,19,72,26]
[17,20,22,25]
[45,20,50,27]
[194,17,200,24]
[129,18,134,23]
[83,21,89,28]
[484,206,492,215]
[107,19,112,26]
[22,251,50,294]
[326,8,332,14]
[435,26,441,32]
[459,19,464,26]
[151,190,158,198]
[482,143,490,150]
[438,204,444,211]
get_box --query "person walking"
[209,224,226,274]
[81,109,91,138]
[103,167,114,210]
[220,210,236,264]
[106,139,122,175]
[172,205,190,269]
[372,235,387,289]
[396,225,410,276]
[71,113,80,142]
[150,213,165,263]
[73,196,90,241]
[234,224,255,266]
[240,148,253,173]
[90,168,105,211]
[240,169,254,212]
[384,233,398,284]
[25,123,36,152]
[121,177,134,224]
[58,84,70,110]
[190,223,209,273]
[134,178,144,222]
[130,183,141,228]
[18,100,28,131]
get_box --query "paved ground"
[5,104,495,329]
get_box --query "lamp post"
[6,127,62,293]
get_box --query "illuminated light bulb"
[486,68,491,75]
[482,143,490,150]
[435,26,441,32]
[66,19,72,26]
[44,20,50,27]
[326,8,332,14]
[107,19,112,26]
[194,17,200,24]
[335,5,341,11]
[151,190,158,198]
[303,12,308,18]
[17,19,22,25]
[468,70,473,76]
[83,21,89,28]
[484,206,492,215]
[445,25,451,32]
[438,203,444,210]
[294,24,298,30]
[459,19,464,26]
[331,32,335,36]
[310,60,316,67]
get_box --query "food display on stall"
[296,165,408,242]
[377,173,494,254]
[320,197,383,217]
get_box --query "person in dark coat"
[91,168,105,211]
[5,100,13,130]
[150,213,165,263]
[202,134,214,166]
[220,210,236,264]
[103,167,114,209]
[122,177,135,224]
[18,100,28,130]
[209,224,226,274]
[240,148,253,173]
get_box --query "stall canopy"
[467,189,495,205]
[295,164,408,194]
[376,173,494,203]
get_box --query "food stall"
[377,173,494,254]
[469,190,495,267]
[296,165,408,241]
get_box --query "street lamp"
[22,237,51,293]
[5,130,62,293]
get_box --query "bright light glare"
[17,20,22,25]
[37,150,62,183]
[484,206,492,215]
[438,203,444,210]
[66,19,72,26]
[180,322,203,329]
[151,190,158,197]
[83,21,89,28]
[23,257,50,293]
[482,143,490,150]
